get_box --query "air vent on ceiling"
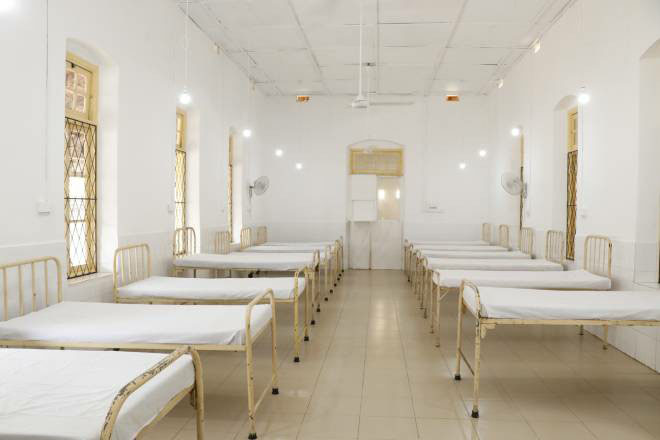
[446,94,460,102]
[296,95,310,103]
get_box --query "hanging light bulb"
[0,0,16,13]
[275,149,284,157]
[295,162,303,170]
[459,162,467,170]
[577,86,591,105]
[479,149,488,158]
[497,78,504,89]
[511,126,522,137]
[533,39,541,54]
[242,128,252,138]
[178,88,192,105]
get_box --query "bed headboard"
[545,230,565,264]
[482,223,492,243]
[215,230,231,254]
[584,235,613,277]
[174,227,197,257]
[519,227,534,255]
[113,244,151,292]
[0,256,61,321]
[240,227,252,250]
[255,226,267,245]
[498,224,509,248]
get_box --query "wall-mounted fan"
[249,176,269,199]
[501,172,527,198]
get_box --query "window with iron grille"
[350,148,403,176]
[175,110,186,230]
[566,109,578,260]
[64,53,98,278]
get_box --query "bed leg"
[471,321,482,419]
[602,325,609,350]
[271,310,279,394]
[246,338,258,440]
[579,325,584,335]
[190,349,206,440]
[294,290,301,362]
[304,282,310,342]
[454,302,464,378]
[430,283,436,334]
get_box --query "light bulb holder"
[178,88,192,106]
[511,126,522,137]
[459,162,467,170]
[478,149,488,158]
[242,128,252,138]
[577,87,591,105]
[275,149,284,157]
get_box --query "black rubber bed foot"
[330,289,334,294]
[324,297,328,301]
[294,357,300,363]
[334,283,337,287]
[248,433,257,440]
[272,388,279,395]
[311,320,316,325]
[342,269,345,273]
[471,410,479,419]
[454,374,461,381]
[316,307,321,312]
[304,336,309,341]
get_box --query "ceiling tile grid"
[178,0,574,97]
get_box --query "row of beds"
[0,226,344,439]
[405,223,660,419]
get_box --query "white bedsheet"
[0,348,194,440]
[462,286,660,321]
[263,241,335,246]
[117,276,305,300]
[427,258,563,271]
[174,252,314,270]
[0,301,272,346]
[414,245,507,252]
[433,269,611,290]
[409,240,489,246]
[420,250,530,259]
[246,245,330,254]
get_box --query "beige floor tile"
[360,395,415,417]
[581,418,656,440]
[298,413,360,439]
[358,416,418,440]
[471,419,539,440]
[416,418,476,440]
[526,420,596,440]
[307,394,362,415]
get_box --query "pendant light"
[178,0,192,106]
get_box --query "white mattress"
[433,269,611,290]
[174,252,314,270]
[0,301,272,346]
[263,241,335,246]
[420,250,530,259]
[0,348,194,440]
[414,245,507,252]
[427,258,563,271]
[409,240,489,246]
[246,245,329,253]
[462,285,660,321]
[117,276,305,301]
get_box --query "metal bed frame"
[0,256,275,440]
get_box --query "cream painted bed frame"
[430,232,613,345]
[171,227,318,362]
[404,222,493,283]
[0,256,276,440]
[453,273,655,420]
[412,224,517,314]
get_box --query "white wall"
[250,95,493,245]
[0,0,253,304]
[488,0,660,370]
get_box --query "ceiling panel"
[321,64,359,80]
[203,0,295,26]
[250,49,311,68]
[326,79,358,95]
[443,47,510,65]
[379,23,451,47]
[315,47,362,66]
[304,25,372,48]
[229,25,305,51]
[431,79,483,93]
[461,0,550,23]
[276,80,326,95]
[452,21,535,47]
[378,0,464,23]
[380,46,438,66]
[289,0,377,26]
[436,64,497,82]
[379,65,432,94]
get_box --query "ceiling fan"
[350,0,414,109]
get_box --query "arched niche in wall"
[634,39,660,284]
[65,39,119,273]
[551,95,578,259]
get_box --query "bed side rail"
[498,224,509,248]
[545,230,565,264]
[481,223,492,243]
[0,256,62,321]
[101,346,205,440]
[174,227,197,258]
[519,227,534,255]
[240,227,252,250]
[584,235,613,278]
[214,230,231,255]
[255,226,268,245]
[113,244,151,293]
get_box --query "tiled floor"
[145,270,660,439]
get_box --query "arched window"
[566,108,578,260]
[174,109,187,230]
[228,134,234,241]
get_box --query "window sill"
[68,272,113,286]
